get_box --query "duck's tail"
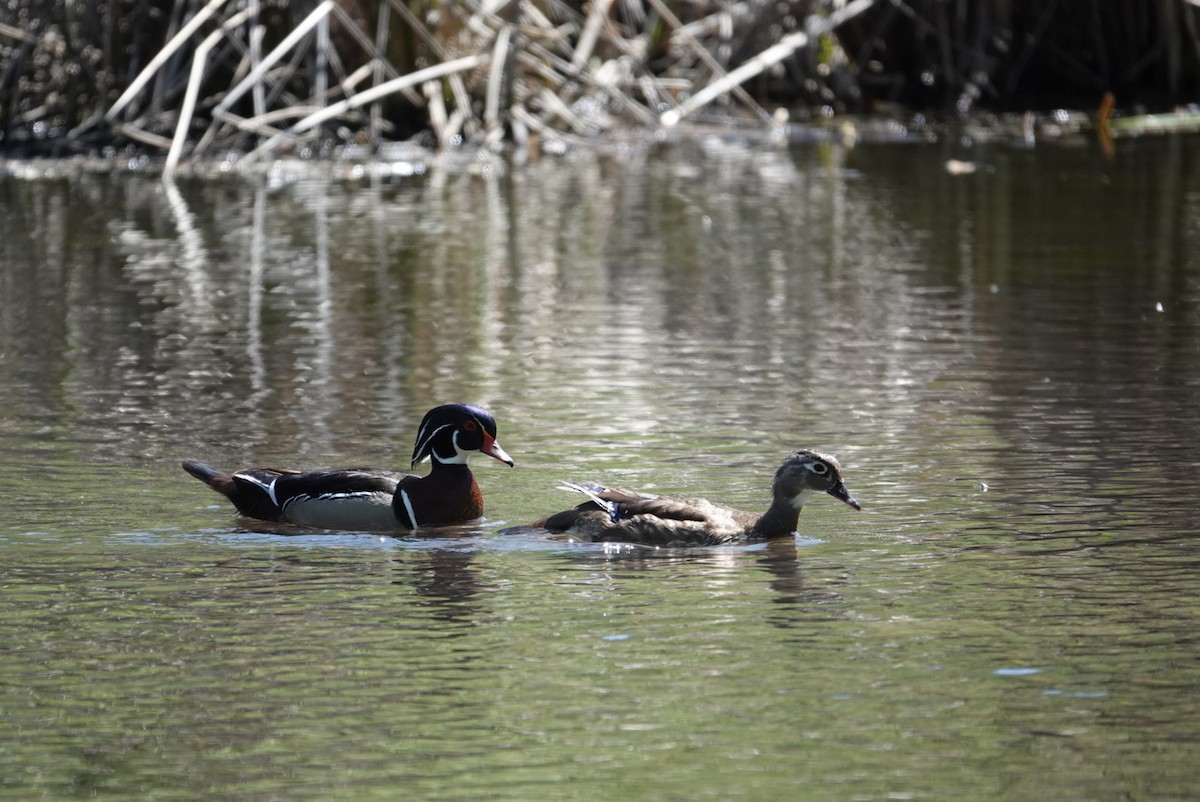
[182,461,241,502]
[183,460,288,522]
[560,481,621,523]
[182,460,224,485]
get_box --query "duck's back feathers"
[528,449,861,547]
[183,460,408,529]
[534,482,757,546]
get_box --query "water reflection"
[2,142,1199,532]
[408,548,486,616]
[3,138,1200,800]
[2,144,1199,529]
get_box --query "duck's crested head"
[773,449,861,510]
[411,403,514,467]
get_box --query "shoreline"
[6,1,1200,173]
[10,105,1199,181]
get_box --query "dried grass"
[2,0,1198,166]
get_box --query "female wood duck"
[530,449,861,547]
[182,403,513,531]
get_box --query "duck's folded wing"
[595,489,712,524]
[559,483,707,522]
[605,513,743,547]
[234,469,403,501]
[227,469,406,526]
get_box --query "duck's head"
[774,449,861,511]
[411,403,515,467]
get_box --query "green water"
[4,531,1197,800]
[2,135,1199,800]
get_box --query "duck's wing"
[259,469,405,498]
[231,469,407,527]
[536,483,750,546]
[599,513,745,547]
[554,482,710,522]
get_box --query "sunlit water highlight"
[2,136,1200,800]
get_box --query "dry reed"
[2,0,1199,168]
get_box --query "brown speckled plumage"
[532,449,861,547]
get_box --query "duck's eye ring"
[462,420,478,432]
[807,461,829,475]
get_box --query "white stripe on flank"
[400,488,419,529]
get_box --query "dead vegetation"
[3,0,1200,169]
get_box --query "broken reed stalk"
[106,0,234,122]
[315,12,329,107]
[166,6,254,176]
[370,0,390,144]
[570,0,614,75]
[252,53,489,156]
[250,0,265,119]
[329,4,421,105]
[510,103,594,146]
[0,21,37,44]
[214,0,335,118]
[662,0,878,127]
[642,0,771,125]
[485,24,514,141]
[425,80,451,148]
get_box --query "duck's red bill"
[482,435,514,467]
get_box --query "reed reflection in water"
[1,136,1200,801]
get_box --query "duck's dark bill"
[828,482,862,510]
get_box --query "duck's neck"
[423,461,479,508]
[396,462,483,528]
[751,491,811,538]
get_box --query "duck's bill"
[482,435,515,467]
[828,482,862,510]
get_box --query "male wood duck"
[530,449,861,547]
[182,403,513,531]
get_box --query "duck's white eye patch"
[805,461,829,475]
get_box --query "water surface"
[2,136,1199,800]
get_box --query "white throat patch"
[791,488,816,509]
[431,430,471,465]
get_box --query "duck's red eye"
[462,420,478,432]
